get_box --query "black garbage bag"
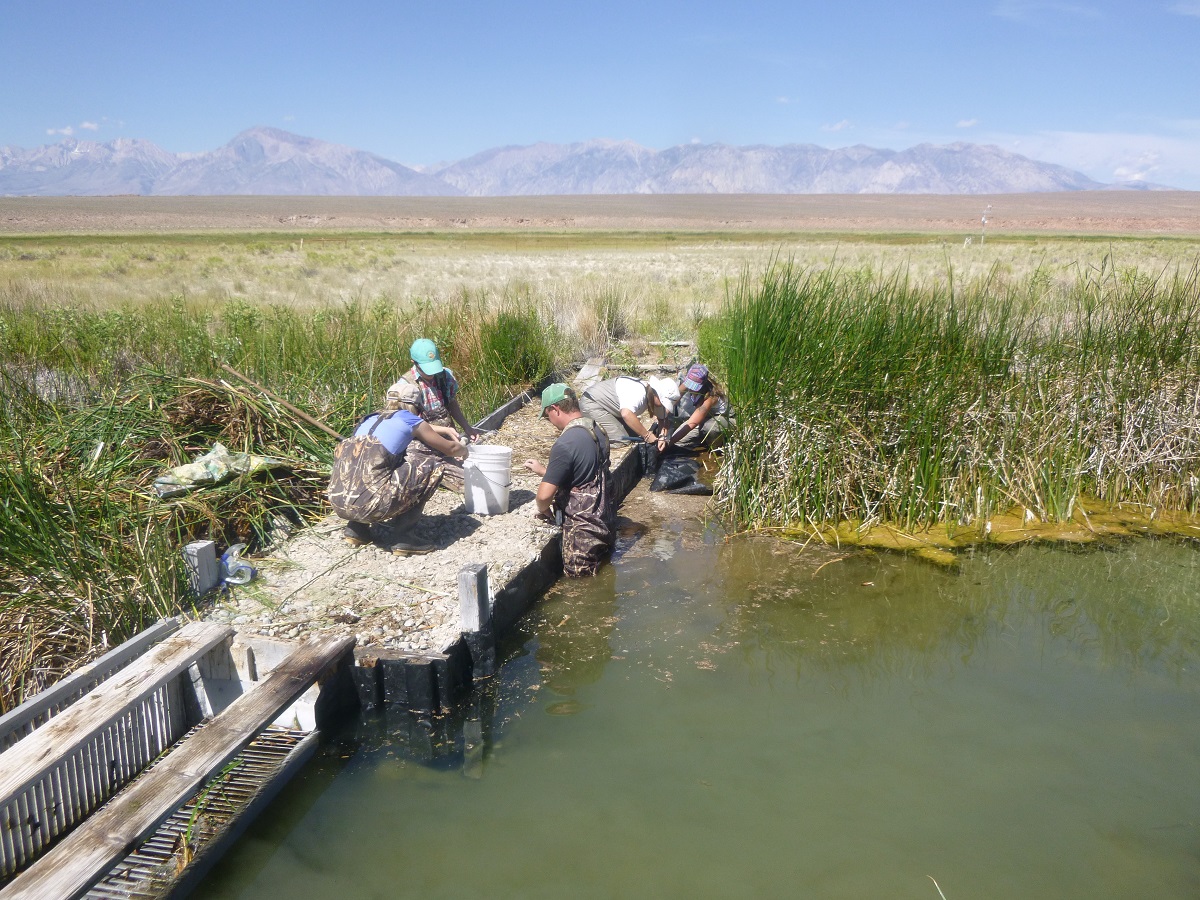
[649,456,712,494]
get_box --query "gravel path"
[206,401,562,654]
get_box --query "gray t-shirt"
[543,422,609,489]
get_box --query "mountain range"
[0,126,1169,197]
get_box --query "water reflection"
[192,532,1200,900]
[707,536,1200,688]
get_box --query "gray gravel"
[205,403,566,654]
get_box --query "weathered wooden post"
[183,540,220,596]
[458,563,495,678]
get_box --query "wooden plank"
[0,619,181,751]
[0,622,232,807]
[458,563,490,633]
[2,634,354,900]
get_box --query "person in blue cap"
[399,337,482,491]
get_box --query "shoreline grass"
[3,231,1200,711]
[0,291,558,712]
[708,254,1200,532]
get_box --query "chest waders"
[328,411,445,524]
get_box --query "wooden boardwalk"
[0,621,353,899]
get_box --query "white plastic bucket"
[463,444,512,515]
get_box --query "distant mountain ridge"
[0,127,1171,196]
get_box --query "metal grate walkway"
[84,726,313,900]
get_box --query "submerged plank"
[1,634,354,900]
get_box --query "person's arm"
[667,395,716,445]
[685,394,717,429]
[413,421,468,459]
[629,388,669,449]
[534,479,557,515]
[445,395,482,441]
[524,458,547,477]
[619,405,657,442]
[428,423,463,443]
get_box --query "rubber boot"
[342,520,372,547]
[385,505,435,556]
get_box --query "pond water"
[195,519,1200,899]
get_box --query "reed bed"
[0,292,558,711]
[709,255,1200,532]
[4,230,1199,709]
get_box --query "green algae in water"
[193,535,1200,899]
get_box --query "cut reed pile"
[709,255,1200,532]
[0,294,558,711]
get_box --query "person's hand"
[465,426,484,443]
[524,458,546,476]
[450,438,469,460]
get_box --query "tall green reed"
[711,257,1200,530]
[0,291,560,710]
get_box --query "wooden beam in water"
[2,633,354,900]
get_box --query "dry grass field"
[2,194,1198,331]
[2,191,1200,236]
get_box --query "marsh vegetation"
[708,252,1200,545]
[2,229,1199,709]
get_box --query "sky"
[2,1,1198,188]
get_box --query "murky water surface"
[196,527,1200,899]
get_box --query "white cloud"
[80,121,99,131]
[46,126,74,136]
[956,119,979,128]
[776,96,792,105]
[991,123,1200,188]
[821,119,851,132]
[1169,2,1200,15]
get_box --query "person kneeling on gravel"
[328,380,468,555]
[523,383,617,577]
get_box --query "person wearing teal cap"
[399,337,481,491]
[523,383,615,576]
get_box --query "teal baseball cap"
[540,382,570,416]
[410,338,444,375]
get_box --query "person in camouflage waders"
[328,381,468,554]
[523,383,616,577]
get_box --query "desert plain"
[2,191,1199,236]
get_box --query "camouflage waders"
[554,417,617,577]
[405,409,465,493]
[328,412,444,525]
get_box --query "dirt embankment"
[2,192,1199,236]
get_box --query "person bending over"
[578,375,679,449]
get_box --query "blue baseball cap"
[410,338,444,375]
